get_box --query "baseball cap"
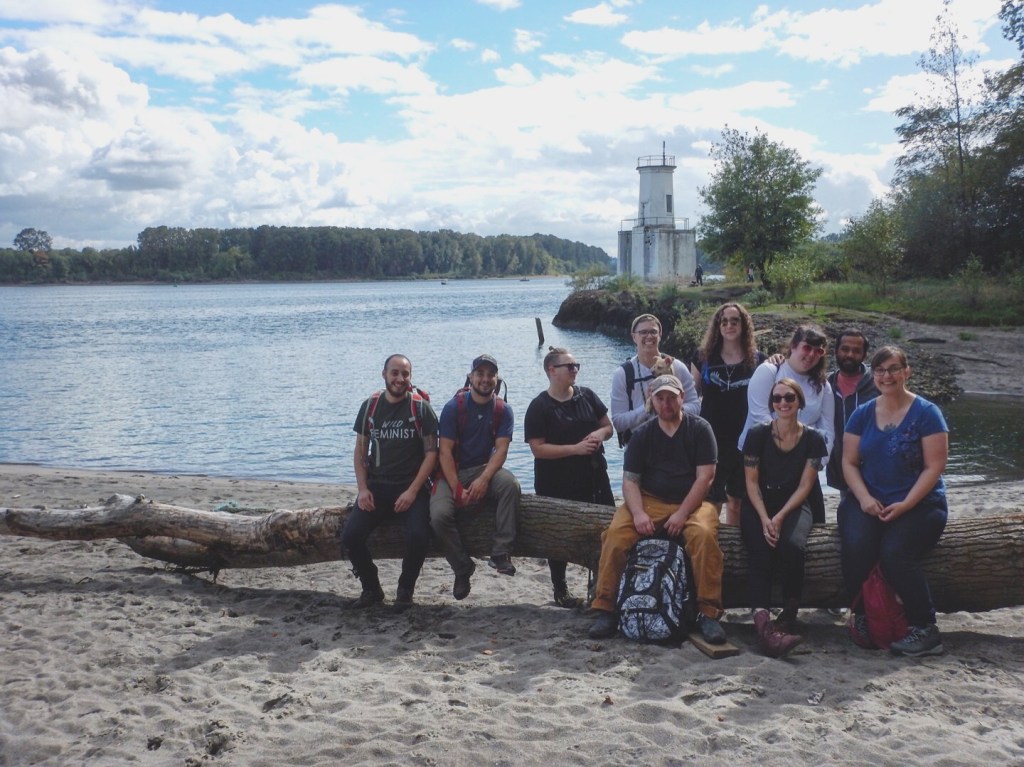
[649,374,683,396]
[471,354,499,372]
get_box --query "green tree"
[698,127,822,287]
[14,228,52,252]
[972,0,1024,270]
[893,0,982,274]
[763,247,815,302]
[841,197,905,294]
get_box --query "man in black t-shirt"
[340,354,439,610]
[588,374,727,644]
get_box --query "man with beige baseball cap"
[589,374,726,644]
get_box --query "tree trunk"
[3,494,1022,612]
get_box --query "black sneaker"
[346,585,385,610]
[488,554,516,576]
[453,562,475,600]
[890,624,944,657]
[588,610,618,639]
[697,613,727,644]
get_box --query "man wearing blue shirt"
[430,354,521,601]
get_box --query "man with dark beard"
[341,354,439,610]
[430,354,521,601]
[826,329,879,495]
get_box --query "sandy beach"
[2,324,1024,766]
[1,462,1022,766]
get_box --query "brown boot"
[754,609,803,658]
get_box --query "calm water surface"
[1,280,1019,490]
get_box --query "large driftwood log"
[3,493,1023,612]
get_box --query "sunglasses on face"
[771,393,798,403]
[634,328,659,337]
[551,362,581,372]
[797,341,826,357]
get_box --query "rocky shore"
[553,286,1024,402]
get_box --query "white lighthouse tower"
[617,144,697,282]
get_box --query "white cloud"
[298,57,437,98]
[0,0,130,25]
[494,62,535,86]
[6,5,434,85]
[476,0,521,10]
[621,0,1006,66]
[481,48,500,63]
[451,38,475,51]
[565,3,629,27]
[691,63,734,78]
[515,29,542,54]
[622,20,774,57]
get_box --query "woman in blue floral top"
[839,346,949,657]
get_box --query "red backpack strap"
[454,389,467,435]
[491,396,505,441]
[364,391,384,434]
[456,388,504,442]
[409,389,424,438]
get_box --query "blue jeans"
[838,494,947,626]
[340,482,432,591]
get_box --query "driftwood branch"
[3,493,1023,612]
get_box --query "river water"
[1,279,1020,488]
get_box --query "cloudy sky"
[0,0,1016,256]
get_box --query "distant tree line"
[0,225,612,284]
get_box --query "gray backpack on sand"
[616,537,696,644]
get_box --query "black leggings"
[740,497,813,608]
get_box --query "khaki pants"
[591,493,723,618]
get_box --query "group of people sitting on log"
[340,305,949,660]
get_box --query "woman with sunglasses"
[839,346,948,657]
[741,378,828,657]
[738,324,835,523]
[689,303,770,526]
[525,346,615,607]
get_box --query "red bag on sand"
[851,564,909,649]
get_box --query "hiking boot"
[697,613,727,645]
[394,585,414,612]
[890,624,944,658]
[588,610,618,639]
[453,562,475,601]
[488,554,516,576]
[754,608,803,658]
[553,581,583,609]
[347,585,385,610]
[848,613,878,649]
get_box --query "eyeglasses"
[872,365,906,377]
[634,329,659,337]
[551,363,581,372]
[719,317,741,327]
[771,393,798,403]
[797,342,826,358]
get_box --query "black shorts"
[709,448,746,504]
